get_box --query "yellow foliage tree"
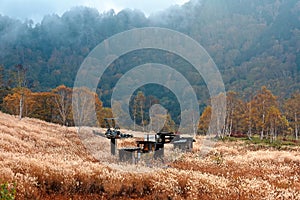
[250,86,278,139]
[198,106,212,135]
[265,106,283,141]
[284,92,300,140]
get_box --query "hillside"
[1,112,300,199]
[0,0,299,102]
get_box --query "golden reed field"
[1,111,300,200]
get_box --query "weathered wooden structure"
[172,137,195,152]
[117,132,195,163]
[98,121,196,163]
[118,147,141,163]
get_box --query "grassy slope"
[1,112,300,199]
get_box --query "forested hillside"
[0,0,299,96]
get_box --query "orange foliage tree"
[3,89,55,122]
[30,92,55,122]
[3,85,108,127]
[3,88,34,117]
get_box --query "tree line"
[0,64,176,130]
[2,84,112,127]
[0,64,109,126]
[1,84,177,132]
[199,87,300,141]
[0,64,299,141]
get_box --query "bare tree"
[14,64,27,120]
[52,85,72,125]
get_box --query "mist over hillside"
[0,0,299,102]
[1,2,300,198]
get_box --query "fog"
[0,0,189,23]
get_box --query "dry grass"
[1,112,300,199]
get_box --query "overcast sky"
[0,0,190,23]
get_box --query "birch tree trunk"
[295,112,298,140]
[19,93,24,120]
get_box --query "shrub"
[0,182,16,200]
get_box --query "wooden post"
[111,138,117,155]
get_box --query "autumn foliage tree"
[30,92,55,122]
[133,91,146,131]
[161,113,176,133]
[2,84,108,127]
[284,92,300,140]
[198,106,211,135]
[265,106,285,141]
[224,91,248,136]
[3,88,33,117]
[3,89,54,121]
[250,86,278,139]
[52,85,72,125]
[72,87,103,127]
[197,86,298,142]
